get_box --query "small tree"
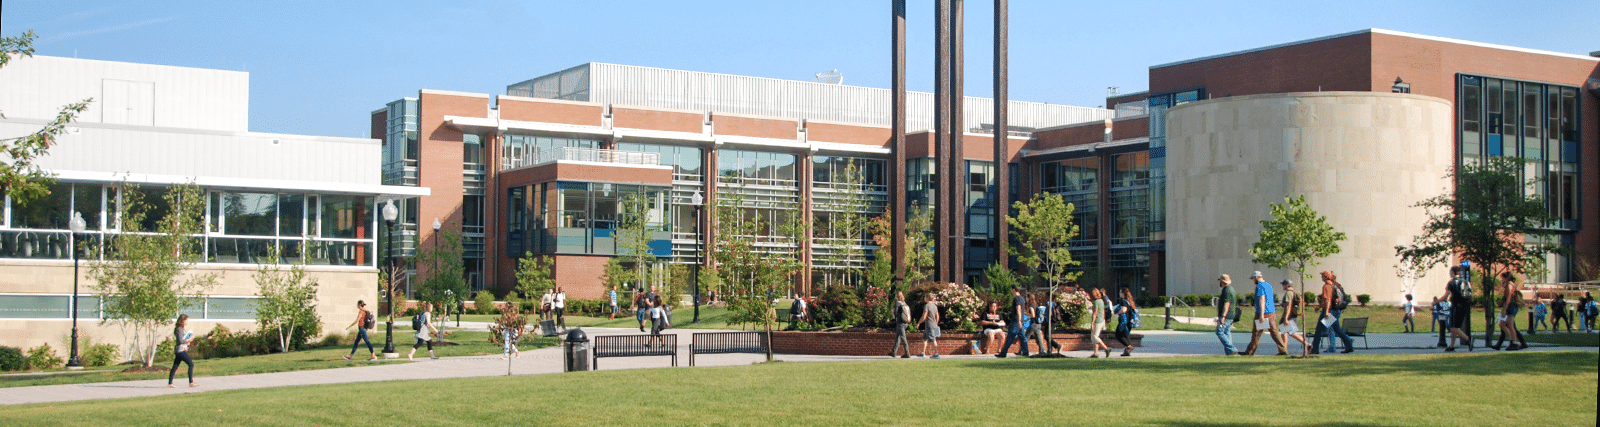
[417,225,468,345]
[600,257,634,292]
[617,192,658,291]
[903,202,936,285]
[87,182,218,367]
[984,263,1020,298]
[1006,193,1081,288]
[1,31,92,205]
[1249,195,1348,292]
[515,252,554,299]
[252,247,320,353]
[815,159,873,289]
[710,190,805,332]
[1396,156,1566,345]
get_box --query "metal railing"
[529,147,661,168]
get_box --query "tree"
[600,257,634,292]
[1395,156,1566,345]
[903,202,936,285]
[252,247,320,353]
[814,159,872,289]
[1006,193,1081,288]
[616,191,658,292]
[515,252,554,299]
[1249,195,1348,291]
[983,263,1020,298]
[709,190,805,331]
[1,31,93,205]
[86,182,218,367]
[863,203,935,296]
[417,224,468,345]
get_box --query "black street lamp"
[691,190,704,323]
[381,200,399,356]
[66,211,87,369]
[431,218,442,346]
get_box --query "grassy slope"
[0,331,559,388]
[3,351,1594,426]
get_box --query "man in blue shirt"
[1243,271,1288,356]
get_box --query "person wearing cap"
[1278,280,1308,355]
[1243,271,1287,356]
[1215,274,1241,356]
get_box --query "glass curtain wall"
[1457,74,1581,281]
[810,155,888,288]
[1108,152,1151,293]
[508,182,670,257]
[500,135,600,170]
[1039,157,1099,285]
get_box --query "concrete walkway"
[1,325,1591,406]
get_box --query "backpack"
[1127,305,1141,329]
[411,313,424,331]
[362,310,375,329]
[1330,283,1352,311]
[893,301,908,324]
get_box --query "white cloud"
[43,15,181,43]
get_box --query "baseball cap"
[1252,271,1263,278]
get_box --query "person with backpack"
[1030,292,1062,355]
[634,284,649,332]
[1214,274,1241,356]
[1312,270,1354,354]
[1581,293,1597,333]
[408,303,439,360]
[790,294,808,329]
[1490,272,1528,351]
[1242,271,1287,356]
[889,291,912,358]
[1088,287,1110,358]
[1550,294,1569,332]
[1532,298,1548,332]
[1114,287,1137,357]
[1443,266,1474,352]
[1279,280,1309,356]
[343,300,377,361]
[996,287,1030,358]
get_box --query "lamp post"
[691,190,704,323]
[66,211,87,369]
[431,218,442,347]
[381,200,399,357]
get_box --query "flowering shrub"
[814,286,864,328]
[861,286,891,328]
[1054,289,1092,329]
[935,283,982,332]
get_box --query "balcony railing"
[505,147,662,170]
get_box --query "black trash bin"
[541,319,559,337]
[563,328,590,372]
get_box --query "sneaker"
[888,352,897,357]
[1225,352,1238,356]
[368,356,378,361]
[343,354,352,361]
[931,355,940,359]
[994,354,1007,358]
[1089,354,1100,358]
[917,353,925,358]
[1445,347,1456,352]
[1340,349,1353,354]
[900,355,910,359]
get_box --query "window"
[221,192,277,236]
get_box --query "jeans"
[349,328,374,355]
[1312,310,1353,352]
[168,351,193,385]
[1000,325,1029,356]
[891,323,910,356]
[1402,314,1416,332]
[1216,319,1237,355]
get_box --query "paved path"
[1,326,1591,406]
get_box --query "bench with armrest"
[591,334,676,369]
[689,331,771,366]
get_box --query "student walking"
[1279,280,1309,356]
[554,287,568,332]
[344,300,377,361]
[1031,293,1062,354]
[1114,287,1137,357]
[1490,272,1527,351]
[1401,294,1417,333]
[168,314,198,388]
[608,286,619,320]
[1550,294,1570,332]
[501,321,522,359]
[1242,271,1287,356]
[997,287,1030,358]
[1214,274,1240,356]
[1443,266,1474,352]
[1089,288,1110,358]
[889,291,912,358]
[918,293,942,359]
[1312,271,1354,354]
[1533,299,1549,332]
[408,303,439,360]
[648,295,671,347]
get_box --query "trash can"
[541,319,559,337]
[563,328,590,372]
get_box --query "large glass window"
[539,182,669,256]
[618,143,703,179]
[221,192,277,236]
[501,135,600,170]
[320,195,370,239]
[718,149,797,183]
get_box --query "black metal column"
[992,0,1008,274]
[891,0,908,286]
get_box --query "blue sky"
[6,0,1595,138]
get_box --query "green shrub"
[1198,294,1215,306]
[319,333,346,348]
[78,337,120,367]
[0,346,24,371]
[403,307,421,317]
[1304,292,1318,304]
[153,337,175,363]
[1180,294,1199,307]
[1241,293,1255,306]
[1357,294,1372,307]
[25,343,64,370]
[813,286,864,328]
[474,291,497,315]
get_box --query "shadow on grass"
[1150,423,1397,427]
[968,350,1597,377]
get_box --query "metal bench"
[690,331,771,366]
[1342,317,1369,349]
[591,334,676,369]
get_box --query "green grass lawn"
[3,351,1593,426]
[1522,332,1600,347]
[0,331,559,388]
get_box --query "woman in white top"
[648,295,670,347]
[1089,288,1110,358]
[408,303,439,360]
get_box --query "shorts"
[1280,320,1301,335]
[1449,308,1469,329]
[611,304,619,314]
[636,308,647,322]
[922,325,941,341]
[1504,306,1519,317]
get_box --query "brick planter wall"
[772,330,1143,356]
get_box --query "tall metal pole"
[66,212,85,369]
[948,0,966,285]
[381,217,397,356]
[992,0,1009,274]
[934,0,952,284]
[890,0,907,288]
[694,202,703,323]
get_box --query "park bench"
[689,331,771,366]
[1342,317,1369,349]
[592,334,677,370]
